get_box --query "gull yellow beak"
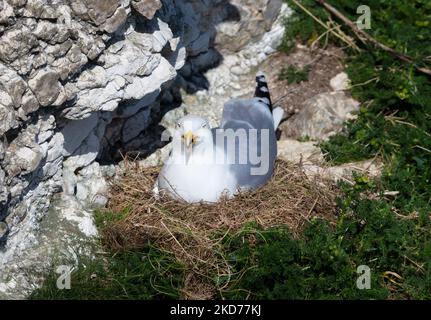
[183,130,194,147]
[183,131,194,164]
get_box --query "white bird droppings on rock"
[330,72,351,91]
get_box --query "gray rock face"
[0,0,285,298]
[330,72,350,91]
[277,139,382,185]
[277,139,324,165]
[215,0,283,53]
[283,92,360,141]
[28,69,62,107]
[0,222,7,241]
[131,0,162,20]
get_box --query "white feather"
[272,106,284,130]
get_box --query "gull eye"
[176,122,181,129]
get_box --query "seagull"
[155,71,284,203]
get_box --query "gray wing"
[221,98,275,131]
[214,98,277,190]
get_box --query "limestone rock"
[302,159,384,184]
[103,7,128,33]
[122,106,152,143]
[75,162,109,208]
[277,139,324,165]
[33,21,70,45]
[3,116,55,177]
[63,133,100,174]
[86,0,119,26]
[0,63,28,109]
[132,0,162,20]
[61,113,99,156]
[23,0,60,19]
[0,1,14,24]
[215,0,283,53]
[52,45,88,81]
[137,143,172,168]
[28,69,62,107]
[19,90,39,117]
[0,194,97,299]
[0,103,17,136]
[330,72,350,91]
[9,146,44,176]
[0,168,7,215]
[0,222,7,241]
[152,18,174,53]
[282,92,360,141]
[0,25,37,64]
[175,3,290,128]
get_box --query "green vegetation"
[31,248,184,300]
[32,0,430,300]
[231,0,431,299]
[222,180,430,299]
[278,65,310,84]
[31,210,184,300]
[277,0,430,298]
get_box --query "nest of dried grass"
[102,159,338,299]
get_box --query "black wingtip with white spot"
[254,71,273,112]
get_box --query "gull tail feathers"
[254,71,272,112]
[255,71,283,129]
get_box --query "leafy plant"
[278,65,310,84]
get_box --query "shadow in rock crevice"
[98,0,241,164]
